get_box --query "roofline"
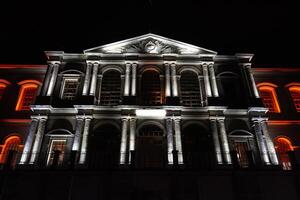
[84,33,218,55]
[0,64,47,69]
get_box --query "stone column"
[129,118,136,164]
[245,65,260,98]
[46,62,60,96]
[82,62,92,95]
[252,119,270,165]
[120,118,128,164]
[124,63,131,96]
[72,117,84,151]
[174,118,183,164]
[29,117,47,164]
[89,62,99,96]
[217,118,232,164]
[261,120,279,165]
[41,63,53,96]
[202,64,212,97]
[198,76,204,106]
[131,63,137,96]
[171,63,178,97]
[19,117,39,164]
[79,117,92,164]
[210,118,223,164]
[165,63,171,97]
[96,75,103,105]
[208,64,219,97]
[166,118,174,164]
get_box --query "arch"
[0,135,22,164]
[182,120,209,132]
[228,129,253,137]
[16,80,41,111]
[216,71,240,78]
[46,119,74,132]
[100,70,122,105]
[257,82,278,88]
[182,123,213,168]
[139,65,163,75]
[46,129,73,136]
[136,120,166,136]
[287,84,300,112]
[178,66,201,75]
[60,69,84,75]
[140,70,163,105]
[274,136,294,170]
[136,123,167,168]
[227,119,251,133]
[92,120,121,132]
[88,123,121,169]
[101,65,124,74]
[257,84,281,113]
[180,70,201,106]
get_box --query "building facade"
[0,34,300,200]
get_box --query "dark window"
[47,140,66,167]
[141,70,163,105]
[259,86,280,113]
[62,79,79,100]
[16,85,38,111]
[275,137,293,170]
[100,70,121,105]
[180,71,201,106]
[289,87,300,112]
[234,141,250,168]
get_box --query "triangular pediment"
[84,33,217,55]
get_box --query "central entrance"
[137,124,167,168]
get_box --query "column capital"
[47,61,61,65]
[209,116,225,121]
[31,115,48,120]
[174,117,181,123]
[86,60,100,65]
[251,117,268,122]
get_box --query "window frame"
[288,86,300,112]
[46,139,67,167]
[15,80,40,111]
[60,75,81,100]
[0,79,11,102]
[257,83,281,113]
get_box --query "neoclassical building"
[14,34,280,169]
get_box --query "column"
[261,120,279,165]
[166,118,174,164]
[41,63,53,96]
[129,118,136,164]
[79,117,91,164]
[210,118,223,164]
[171,63,178,97]
[82,63,92,95]
[72,117,84,151]
[202,64,212,97]
[245,65,260,98]
[46,62,59,96]
[174,118,183,164]
[165,63,171,97]
[124,63,131,96]
[96,75,103,105]
[29,117,47,164]
[120,118,128,164]
[208,64,219,97]
[218,118,232,164]
[89,62,99,96]
[197,76,204,106]
[252,119,270,165]
[131,63,137,96]
[19,117,39,164]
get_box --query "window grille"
[141,71,162,105]
[289,87,300,112]
[100,71,121,105]
[62,79,79,100]
[47,140,66,167]
[180,71,201,106]
[258,86,280,113]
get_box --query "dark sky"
[0,0,299,67]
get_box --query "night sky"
[0,0,299,67]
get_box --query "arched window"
[275,137,293,170]
[288,86,300,112]
[180,71,201,106]
[0,136,22,166]
[257,83,280,113]
[100,70,121,105]
[0,79,10,102]
[16,80,41,111]
[141,70,163,105]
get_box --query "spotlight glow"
[135,109,166,117]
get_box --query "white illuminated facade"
[19,34,279,169]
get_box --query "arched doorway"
[0,135,22,169]
[182,124,213,169]
[137,124,167,168]
[88,124,121,169]
[140,70,163,105]
[275,137,293,170]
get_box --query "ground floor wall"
[0,170,299,200]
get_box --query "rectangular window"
[61,78,79,100]
[47,140,66,167]
[0,86,5,101]
[260,90,276,112]
[234,142,250,168]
